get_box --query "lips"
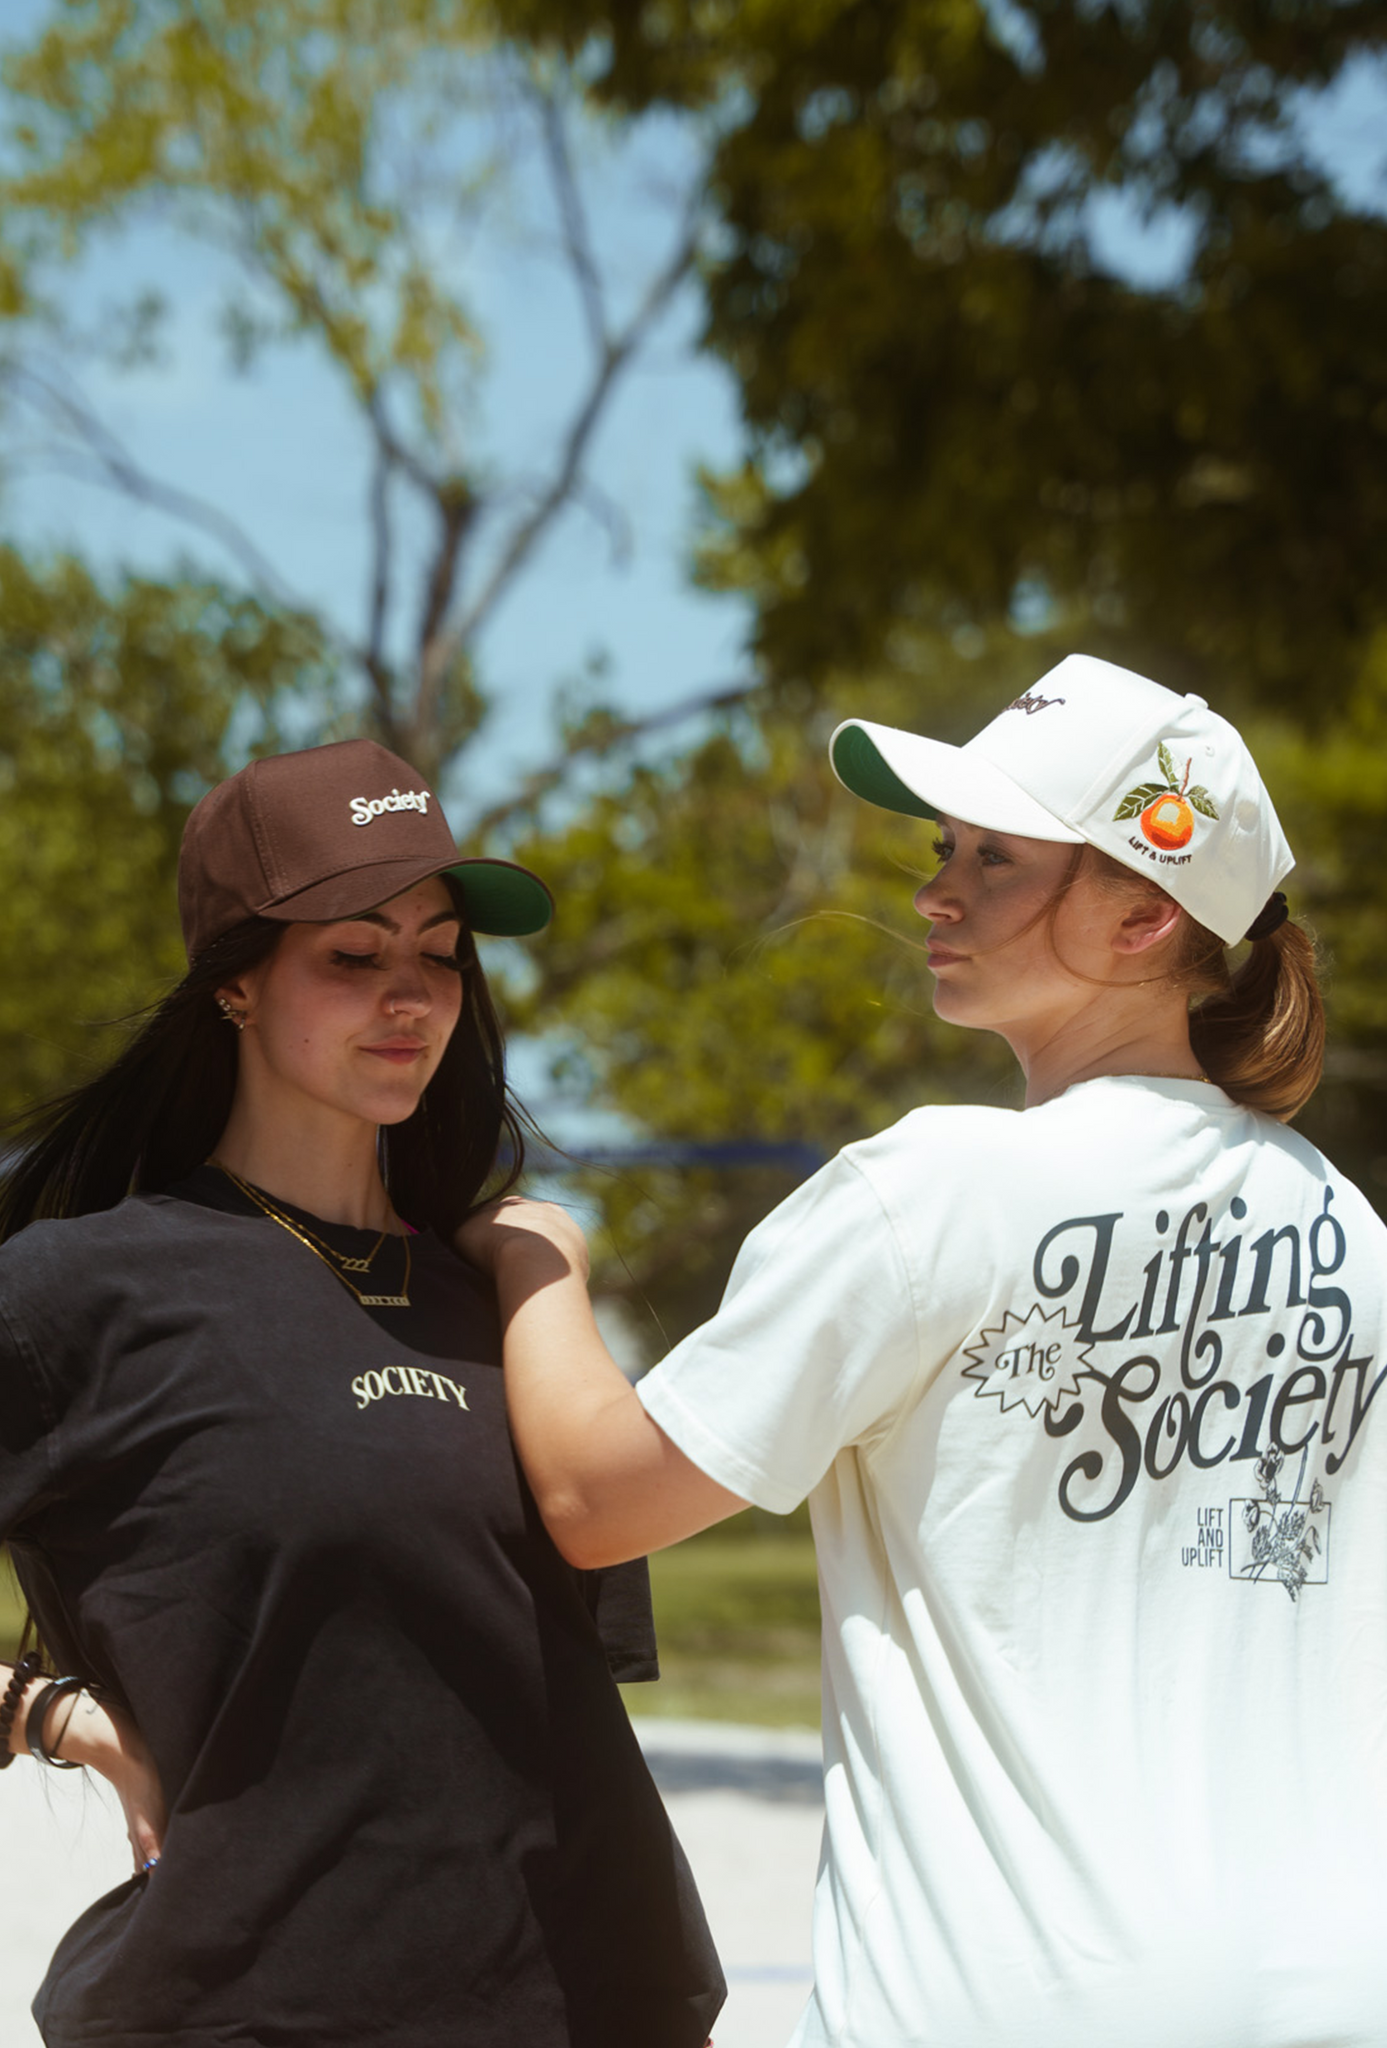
[926,946,966,968]
[361,1040,429,1063]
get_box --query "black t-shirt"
[0,1170,724,2048]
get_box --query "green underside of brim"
[832,725,937,821]
[445,862,553,937]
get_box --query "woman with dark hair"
[458,657,1387,2047]
[0,738,724,2048]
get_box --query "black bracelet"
[26,1677,86,1770]
[0,1651,45,1769]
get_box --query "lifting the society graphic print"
[959,1186,1376,1602]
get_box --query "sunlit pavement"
[0,1718,822,2048]
[636,1718,822,2048]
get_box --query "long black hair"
[0,874,529,1244]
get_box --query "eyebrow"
[333,908,462,936]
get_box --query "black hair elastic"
[1244,892,1289,943]
[26,1676,86,1769]
[0,1650,44,1768]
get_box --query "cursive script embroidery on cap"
[349,787,432,826]
[1006,691,1067,716]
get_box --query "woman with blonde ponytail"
[458,655,1387,2048]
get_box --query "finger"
[129,1812,164,1869]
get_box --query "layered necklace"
[212,1162,412,1309]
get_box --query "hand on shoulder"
[454,1196,591,1287]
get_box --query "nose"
[385,966,432,1016]
[913,872,958,923]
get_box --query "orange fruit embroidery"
[1114,742,1218,845]
[1141,793,1194,849]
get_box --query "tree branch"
[411,477,477,777]
[465,675,757,839]
[446,212,698,656]
[361,420,399,740]
[534,81,608,360]
[2,357,308,612]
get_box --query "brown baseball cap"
[178,738,554,961]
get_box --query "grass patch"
[623,1509,821,1730]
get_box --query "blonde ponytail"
[1188,918,1325,1122]
[1080,849,1326,1122]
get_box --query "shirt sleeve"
[636,1150,923,1513]
[580,1557,659,1684]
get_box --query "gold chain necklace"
[212,1162,412,1309]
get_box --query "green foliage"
[574,0,1387,709]
[3,0,490,428]
[0,547,342,1116]
[0,1548,24,1663]
[1245,636,1387,1204]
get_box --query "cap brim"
[444,858,554,937]
[829,719,1083,843]
[263,855,554,937]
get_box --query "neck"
[211,1101,396,1231]
[1010,993,1204,1109]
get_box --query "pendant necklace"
[211,1162,412,1309]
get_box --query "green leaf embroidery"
[1157,741,1178,787]
[1187,786,1219,818]
[1113,781,1171,821]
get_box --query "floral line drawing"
[1233,1443,1328,1602]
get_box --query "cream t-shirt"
[638,1078,1387,2048]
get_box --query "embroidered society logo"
[1006,690,1066,716]
[962,1303,1092,1418]
[349,787,432,826]
[1114,741,1219,853]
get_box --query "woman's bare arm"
[455,1199,745,1568]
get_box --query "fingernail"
[141,1857,159,1872]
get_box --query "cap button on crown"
[1185,694,1208,709]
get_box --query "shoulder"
[846,1101,1023,1172]
[840,1101,1029,1213]
[0,1192,221,1324]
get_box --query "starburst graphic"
[961,1302,1093,1418]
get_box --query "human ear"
[213,969,261,1030]
[1111,891,1183,957]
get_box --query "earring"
[216,996,246,1032]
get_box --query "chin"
[370,1087,431,1126]
[931,984,978,1028]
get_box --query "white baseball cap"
[829,653,1293,945]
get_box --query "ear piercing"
[216,996,247,1032]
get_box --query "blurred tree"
[0,545,343,1116]
[561,0,1387,709]
[0,0,717,782]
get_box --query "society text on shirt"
[351,1364,469,1411]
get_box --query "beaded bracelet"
[26,1677,86,1770]
[0,1651,45,1769]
